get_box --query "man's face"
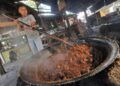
[18,6,28,17]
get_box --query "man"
[71,19,80,37]
[17,5,43,54]
[71,19,86,37]
[77,19,87,37]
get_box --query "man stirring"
[0,5,43,54]
[17,5,43,54]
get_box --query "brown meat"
[37,44,93,82]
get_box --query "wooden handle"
[39,31,73,46]
[2,14,72,46]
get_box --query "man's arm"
[0,21,17,27]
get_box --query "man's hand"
[31,21,37,30]
[13,20,19,25]
[14,20,25,31]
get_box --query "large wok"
[19,37,119,86]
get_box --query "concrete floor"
[0,53,33,86]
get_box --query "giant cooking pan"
[19,37,119,86]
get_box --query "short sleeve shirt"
[18,14,39,38]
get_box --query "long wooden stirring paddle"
[2,14,73,46]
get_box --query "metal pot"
[19,37,119,86]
